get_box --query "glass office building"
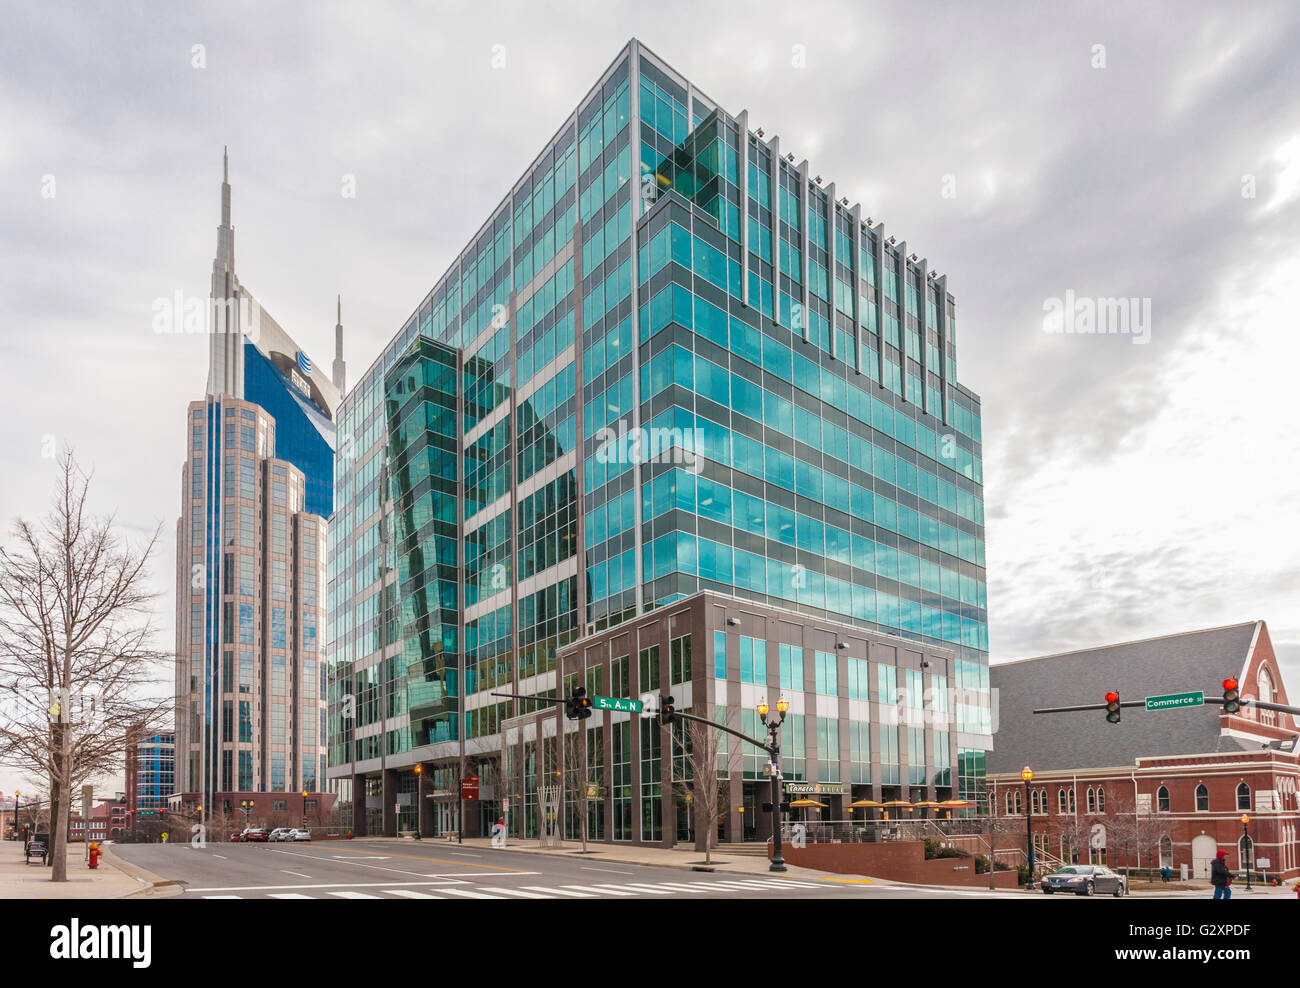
[327,40,990,842]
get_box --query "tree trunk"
[51,716,71,881]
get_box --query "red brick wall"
[776,840,1021,888]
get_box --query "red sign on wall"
[460,776,480,801]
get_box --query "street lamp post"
[1021,766,1035,885]
[413,765,423,841]
[12,791,18,840]
[1241,815,1252,891]
[757,697,790,873]
[301,790,309,835]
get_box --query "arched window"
[1068,788,1077,813]
[1096,787,1106,812]
[1005,790,1014,815]
[1014,789,1023,815]
[1157,785,1170,812]
[1087,787,1096,813]
[1236,782,1251,810]
[1196,783,1209,811]
[1159,835,1173,869]
[1058,788,1068,813]
[1032,789,1043,814]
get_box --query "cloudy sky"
[2,1,1298,797]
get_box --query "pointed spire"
[223,144,228,182]
[333,294,347,396]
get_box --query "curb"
[102,851,185,899]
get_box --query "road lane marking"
[559,885,633,896]
[330,891,382,899]
[580,866,636,875]
[269,893,314,899]
[282,870,312,878]
[325,846,531,872]
[593,884,674,895]
[440,889,506,899]
[384,889,444,899]
[212,854,227,860]
[186,880,480,893]
[477,887,552,898]
[202,895,241,899]
[521,886,594,897]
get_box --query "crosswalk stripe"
[593,884,675,895]
[560,884,635,896]
[268,893,315,899]
[203,895,242,899]
[384,889,444,899]
[477,887,553,899]
[767,880,827,888]
[329,891,382,899]
[702,881,771,890]
[441,889,506,899]
[640,883,713,893]
[521,886,595,897]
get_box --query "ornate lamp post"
[757,697,790,873]
[413,765,423,840]
[1021,766,1035,884]
[1241,814,1253,891]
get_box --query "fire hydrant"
[88,841,101,869]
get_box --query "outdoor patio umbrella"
[880,799,911,820]
[936,798,977,819]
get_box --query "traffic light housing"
[1105,690,1121,724]
[658,695,677,726]
[566,685,593,720]
[1222,678,1240,714]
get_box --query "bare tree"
[560,725,593,852]
[0,452,168,881]
[667,713,728,865]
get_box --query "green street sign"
[1145,690,1205,712]
[593,696,643,713]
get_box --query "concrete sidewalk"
[0,840,179,899]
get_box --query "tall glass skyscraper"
[328,40,989,843]
[174,152,344,818]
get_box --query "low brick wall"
[775,840,1021,889]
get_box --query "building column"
[382,768,398,837]
[351,774,366,837]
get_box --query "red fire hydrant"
[88,841,101,869]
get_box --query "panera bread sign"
[783,782,846,795]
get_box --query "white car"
[267,828,294,842]
[288,829,312,842]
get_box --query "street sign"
[583,782,601,799]
[1145,690,1205,712]
[593,696,643,713]
[460,776,479,801]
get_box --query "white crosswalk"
[200,877,831,900]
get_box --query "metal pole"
[1025,779,1034,883]
[1243,821,1252,891]
[768,723,785,873]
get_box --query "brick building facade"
[988,621,1299,881]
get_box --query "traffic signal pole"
[1033,697,1300,716]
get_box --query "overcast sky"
[2,1,1298,799]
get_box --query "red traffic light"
[1222,678,1238,691]
[1104,691,1119,704]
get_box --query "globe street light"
[1021,766,1035,884]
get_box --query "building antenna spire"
[332,293,347,395]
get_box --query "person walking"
[1211,849,1232,900]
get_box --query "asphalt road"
[108,839,1032,900]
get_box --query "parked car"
[240,828,269,842]
[228,832,243,842]
[288,829,311,842]
[1040,864,1127,897]
[268,828,294,842]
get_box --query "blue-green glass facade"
[327,40,991,834]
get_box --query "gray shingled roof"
[987,622,1258,774]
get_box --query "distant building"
[125,730,175,824]
[988,621,1299,880]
